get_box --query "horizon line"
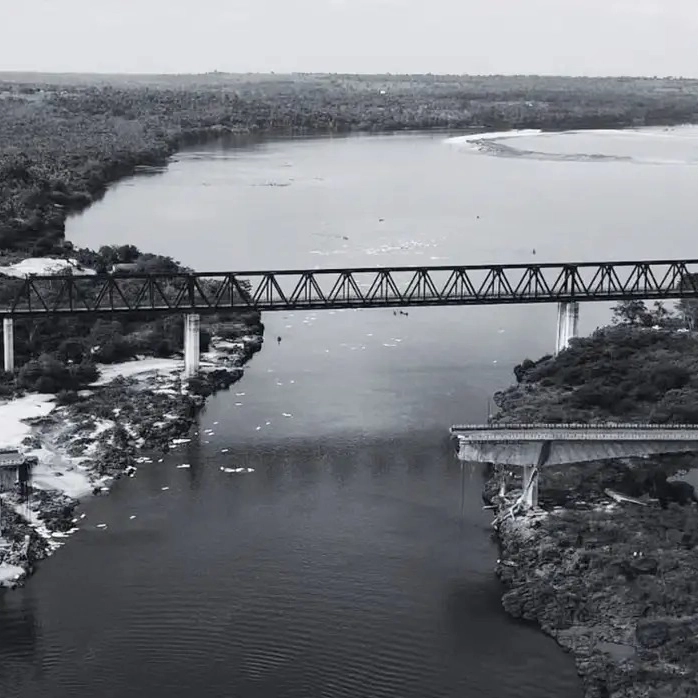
[0,69,697,81]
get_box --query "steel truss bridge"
[1,258,698,317]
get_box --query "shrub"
[56,390,80,406]
[17,355,98,393]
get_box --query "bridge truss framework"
[0,258,697,317]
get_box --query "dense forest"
[496,301,698,424]
[1,72,698,394]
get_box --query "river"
[3,127,698,697]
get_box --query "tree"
[612,300,653,326]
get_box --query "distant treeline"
[2,73,698,255]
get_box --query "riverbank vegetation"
[491,300,698,697]
[498,301,697,424]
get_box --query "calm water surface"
[4,128,698,697]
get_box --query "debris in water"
[282,413,293,418]
[129,515,137,520]
[177,464,191,469]
[221,448,229,453]
[161,486,170,491]
[256,426,262,431]
[96,523,108,529]
[171,438,190,445]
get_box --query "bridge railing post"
[184,313,201,378]
[3,318,14,373]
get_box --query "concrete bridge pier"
[2,319,14,373]
[555,301,579,355]
[521,465,539,509]
[183,314,201,378]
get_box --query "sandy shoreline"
[0,332,263,588]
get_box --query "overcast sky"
[1,0,696,77]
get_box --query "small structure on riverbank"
[0,450,35,499]
[0,450,36,537]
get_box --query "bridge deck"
[450,423,698,442]
[0,258,697,316]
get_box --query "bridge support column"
[184,314,200,378]
[3,319,14,373]
[522,465,538,509]
[555,302,579,355]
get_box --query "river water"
[3,127,698,697]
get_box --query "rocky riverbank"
[486,325,698,697]
[0,329,263,588]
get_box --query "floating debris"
[256,426,262,431]
[176,464,191,469]
[161,486,170,491]
[96,523,108,529]
[129,515,137,520]
[221,448,229,453]
[282,413,293,418]
[171,438,190,445]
